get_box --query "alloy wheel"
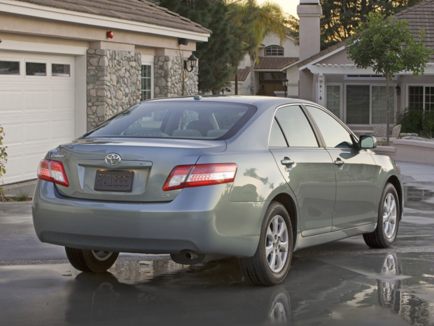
[265,215,289,273]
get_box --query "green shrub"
[400,109,434,138]
[422,111,434,138]
[400,109,422,133]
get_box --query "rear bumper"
[32,182,262,257]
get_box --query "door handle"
[281,157,295,167]
[334,158,345,166]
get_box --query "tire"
[241,202,294,286]
[363,183,400,248]
[65,247,119,273]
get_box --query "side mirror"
[359,135,377,149]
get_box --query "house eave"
[0,0,210,42]
[305,63,434,75]
[298,46,346,71]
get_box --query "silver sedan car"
[33,96,403,285]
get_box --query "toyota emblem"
[105,153,122,166]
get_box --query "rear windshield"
[85,101,256,140]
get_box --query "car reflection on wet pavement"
[1,179,434,325]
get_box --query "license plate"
[94,170,134,192]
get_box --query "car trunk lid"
[51,138,226,202]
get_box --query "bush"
[400,109,434,138]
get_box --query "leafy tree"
[229,0,287,94]
[348,12,431,144]
[156,0,242,94]
[321,0,422,48]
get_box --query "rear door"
[304,105,379,229]
[269,105,336,236]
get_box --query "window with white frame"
[372,86,394,124]
[265,45,284,56]
[409,86,434,112]
[141,64,152,101]
[346,85,394,124]
[326,85,341,118]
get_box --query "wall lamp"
[184,54,198,72]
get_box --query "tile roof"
[255,56,299,71]
[297,41,346,67]
[395,0,434,56]
[15,0,210,34]
[300,0,434,66]
[236,67,250,82]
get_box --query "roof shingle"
[15,0,209,34]
[236,67,250,82]
[255,56,298,71]
[300,0,434,66]
[395,0,434,57]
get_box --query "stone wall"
[87,49,141,129]
[154,54,198,98]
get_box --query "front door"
[269,105,336,236]
[305,105,380,230]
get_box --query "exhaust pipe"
[170,250,205,265]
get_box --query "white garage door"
[0,51,76,184]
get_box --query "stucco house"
[297,0,434,136]
[231,32,299,97]
[0,0,209,184]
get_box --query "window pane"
[326,85,341,117]
[52,64,70,77]
[86,102,255,140]
[269,119,287,147]
[141,64,152,101]
[275,106,318,147]
[26,62,46,76]
[425,87,434,112]
[0,61,19,75]
[372,86,394,124]
[408,86,424,111]
[346,85,370,124]
[265,45,284,56]
[306,106,353,148]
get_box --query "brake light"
[163,163,237,191]
[37,159,69,187]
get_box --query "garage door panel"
[25,122,51,141]
[0,90,23,111]
[52,91,75,107]
[1,123,24,144]
[0,112,25,125]
[23,154,46,175]
[4,158,25,183]
[51,122,75,139]
[24,91,51,110]
[50,109,75,122]
[0,51,76,184]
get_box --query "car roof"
[145,96,317,111]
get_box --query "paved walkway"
[397,161,434,183]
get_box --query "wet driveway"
[1,163,434,325]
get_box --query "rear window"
[85,101,256,140]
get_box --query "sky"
[256,0,298,17]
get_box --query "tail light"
[37,159,69,187]
[163,163,237,191]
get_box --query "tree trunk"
[386,76,391,145]
[235,72,238,95]
[249,53,256,95]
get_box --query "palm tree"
[229,0,288,95]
